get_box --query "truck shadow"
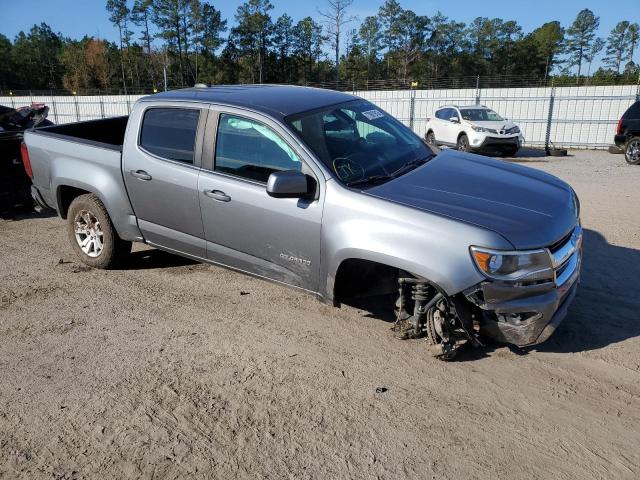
[505,147,552,162]
[0,206,57,221]
[118,249,199,270]
[470,228,640,358]
[534,228,640,354]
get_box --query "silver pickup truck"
[23,85,581,359]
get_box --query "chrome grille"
[548,225,582,286]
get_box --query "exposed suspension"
[393,277,478,360]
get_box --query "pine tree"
[231,0,274,83]
[358,16,382,81]
[626,23,639,65]
[529,21,564,80]
[151,0,189,86]
[586,38,605,77]
[131,0,153,54]
[395,10,428,82]
[273,14,294,82]
[378,0,402,76]
[564,9,600,82]
[106,0,131,93]
[604,21,630,74]
[318,0,356,82]
[293,17,323,83]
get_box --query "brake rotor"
[426,307,444,344]
[426,306,458,360]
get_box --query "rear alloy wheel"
[67,194,131,269]
[74,210,105,258]
[425,131,436,147]
[457,133,470,152]
[624,137,640,165]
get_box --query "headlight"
[471,125,497,134]
[506,126,520,134]
[470,247,553,282]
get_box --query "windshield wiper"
[345,155,435,188]
[345,174,394,188]
[390,155,435,177]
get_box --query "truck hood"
[365,150,578,249]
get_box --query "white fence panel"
[1,85,637,149]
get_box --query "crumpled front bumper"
[474,228,582,347]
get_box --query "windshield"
[286,100,433,185]
[460,108,503,122]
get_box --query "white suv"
[425,105,523,157]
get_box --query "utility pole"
[164,66,168,92]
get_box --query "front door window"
[215,114,302,183]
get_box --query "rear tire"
[425,131,436,147]
[456,133,470,152]
[67,194,131,269]
[624,137,640,165]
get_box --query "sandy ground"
[1,149,639,479]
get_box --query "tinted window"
[215,114,302,183]
[624,101,640,118]
[460,108,503,121]
[437,108,456,120]
[140,108,200,163]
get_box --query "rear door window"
[624,101,640,118]
[439,108,454,120]
[140,108,200,164]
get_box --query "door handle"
[130,170,152,181]
[204,189,231,202]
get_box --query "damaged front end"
[393,225,582,359]
[466,224,582,347]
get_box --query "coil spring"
[411,283,430,302]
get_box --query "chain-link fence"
[1,78,639,150]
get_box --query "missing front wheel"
[392,278,478,360]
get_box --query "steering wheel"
[333,156,366,182]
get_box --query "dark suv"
[614,100,640,164]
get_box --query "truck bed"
[24,115,142,242]
[33,116,129,151]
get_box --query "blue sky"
[1,0,637,68]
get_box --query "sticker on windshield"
[362,109,384,120]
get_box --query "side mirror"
[266,170,315,199]
[449,117,460,123]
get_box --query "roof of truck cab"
[142,85,358,119]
